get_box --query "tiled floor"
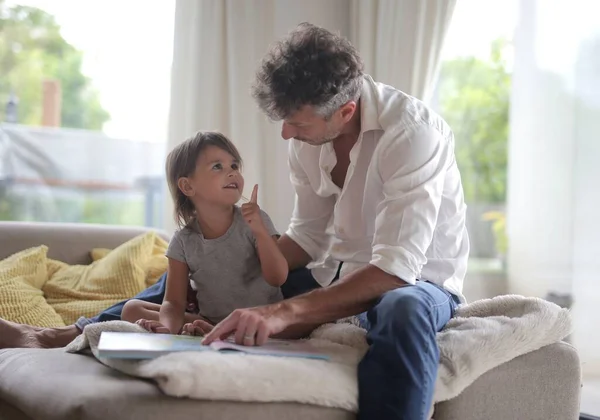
[582,378,600,416]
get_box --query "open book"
[97,331,330,361]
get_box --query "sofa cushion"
[0,246,65,327]
[42,232,169,324]
[434,341,582,420]
[0,228,169,327]
[89,243,168,289]
[0,221,170,265]
[0,348,353,420]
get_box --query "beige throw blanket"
[65,295,571,413]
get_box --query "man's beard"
[295,126,341,146]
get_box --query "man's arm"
[283,264,405,325]
[203,264,406,344]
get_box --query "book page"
[209,338,329,360]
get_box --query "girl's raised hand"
[241,184,266,235]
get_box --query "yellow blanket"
[0,232,168,327]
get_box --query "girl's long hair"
[165,131,243,229]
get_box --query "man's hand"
[241,185,266,235]
[136,319,171,334]
[202,303,291,346]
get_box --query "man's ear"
[339,101,357,123]
[177,177,194,197]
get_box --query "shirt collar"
[316,74,382,158]
[359,74,383,134]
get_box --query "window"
[432,0,517,300]
[436,0,600,415]
[0,0,175,228]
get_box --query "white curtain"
[165,0,351,234]
[349,0,456,101]
[166,0,457,233]
[507,0,600,375]
[165,0,276,233]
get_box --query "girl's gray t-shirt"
[166,207,283,324]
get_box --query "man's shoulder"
[365,75,449,136]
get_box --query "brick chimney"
[41,79,61,127]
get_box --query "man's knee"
[370,285,434,333]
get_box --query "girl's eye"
[212,163,222,170]
[231,163,239,170]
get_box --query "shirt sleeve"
[165,229,186,263]
[259,209,279,237]
[370,124,452,284]
[284,141,336,262]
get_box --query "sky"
[8,0,518,143]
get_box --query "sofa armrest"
[434,342,581,420]
[0,221,170,265]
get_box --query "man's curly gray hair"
[252,22,364,121]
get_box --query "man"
[203,23,469,419]
[0,22,468,419]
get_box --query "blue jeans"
[356,280,459,420]
[75,272,169,330]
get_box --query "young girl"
[121,131,288,341]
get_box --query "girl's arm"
[241,184,288,287]
[158,257,190,334]
[254,231,289,287]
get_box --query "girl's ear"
[177,177,195,197]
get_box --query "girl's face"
[179,145,244,207]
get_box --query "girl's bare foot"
[0,318,80,349]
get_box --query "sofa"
[0,221,582,420]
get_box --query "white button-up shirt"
[285,75,470,302]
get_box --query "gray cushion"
[0,343,582,420]
[0,348,353,420]
[0,221,170,265]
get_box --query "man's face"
[281,106,343,146]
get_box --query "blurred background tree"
[0,0,109,129]
[437,38,511,204]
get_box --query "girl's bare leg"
[121,299,204,324]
